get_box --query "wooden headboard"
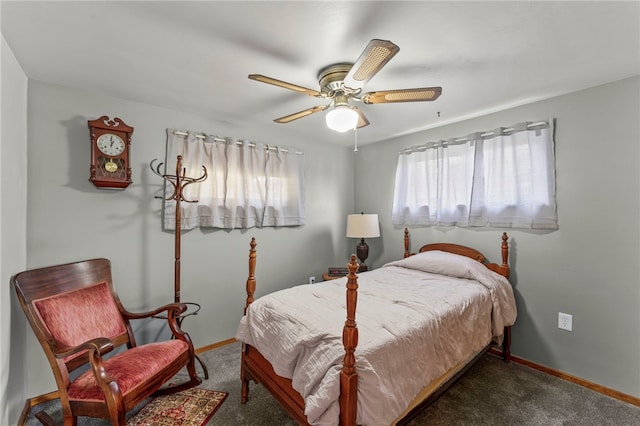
[403,228,510,278]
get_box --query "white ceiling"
[2,1,639,147]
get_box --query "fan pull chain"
[354,127,358,153]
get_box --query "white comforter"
[236,250,517,425]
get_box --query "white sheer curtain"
[392,120,557,229]
[163,130,305,230]
[392,140,476,226]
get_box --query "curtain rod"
[459,121,548,142]
[401,120,549,154]
[173,130,226,143]
[172,130,303,155]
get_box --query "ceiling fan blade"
[361,87,443,104]
[354,107,370,128]
[342,39,400,91]
[249,74,322,98]
[274,105,328,123]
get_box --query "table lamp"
[346,213,380,272]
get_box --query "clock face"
[96,133,125,156]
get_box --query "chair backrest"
[13,258,135,374]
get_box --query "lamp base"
[356,238,369,272]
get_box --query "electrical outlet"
[309,276,316,284]
[558,312,573,331]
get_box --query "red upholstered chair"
[13,258,202,425]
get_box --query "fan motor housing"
[318,63,353,94]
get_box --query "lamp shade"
[326,105,358,133]
[346,214,380,238]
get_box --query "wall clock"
[88,116,133,189]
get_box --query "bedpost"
[500,232,511,363]
[241,237,257,404]
[502,326,512,363]
[339,255,359,426]
[244,237,257,315]
[488,232,511,279]
[404,228,411,258]
[501,232,509,272]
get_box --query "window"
[162,130,305,230]
[392,121,557,229]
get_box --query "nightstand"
[322,272,346,281]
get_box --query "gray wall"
[1,35,28,424]
[21,80,355,400]
[355,76,640,398]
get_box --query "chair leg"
[18,391,60,426]
[108,410,126,426]
[60,413,78,426]
[187,355,201,384]
[34,411,59,426]
[195,354,209,379]
[153,357,202,397]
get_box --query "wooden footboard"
[242,343,309,424]
[240,238,360,426]
[240,240,304,419]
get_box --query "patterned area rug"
[127,388,227,426]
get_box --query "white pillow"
[383,250,486,280]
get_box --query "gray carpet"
[25,341,640,425]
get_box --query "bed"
[236,228,516,425]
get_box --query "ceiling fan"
[249,39,442,132]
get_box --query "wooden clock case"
[88,116,133,189]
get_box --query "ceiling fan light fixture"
[326,105,359,133]
[249,39,441,129]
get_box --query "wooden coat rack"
[151,155,209,379]
[151,155,207,303]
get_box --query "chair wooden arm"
[53,337,123,410]
[53,337,118,391]
[85,344,125,420]
[124,302,194,344]
[132,303,198,374]
[52,337,114,359]
[122,302,187,320]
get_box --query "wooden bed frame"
[240,228,512,426]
